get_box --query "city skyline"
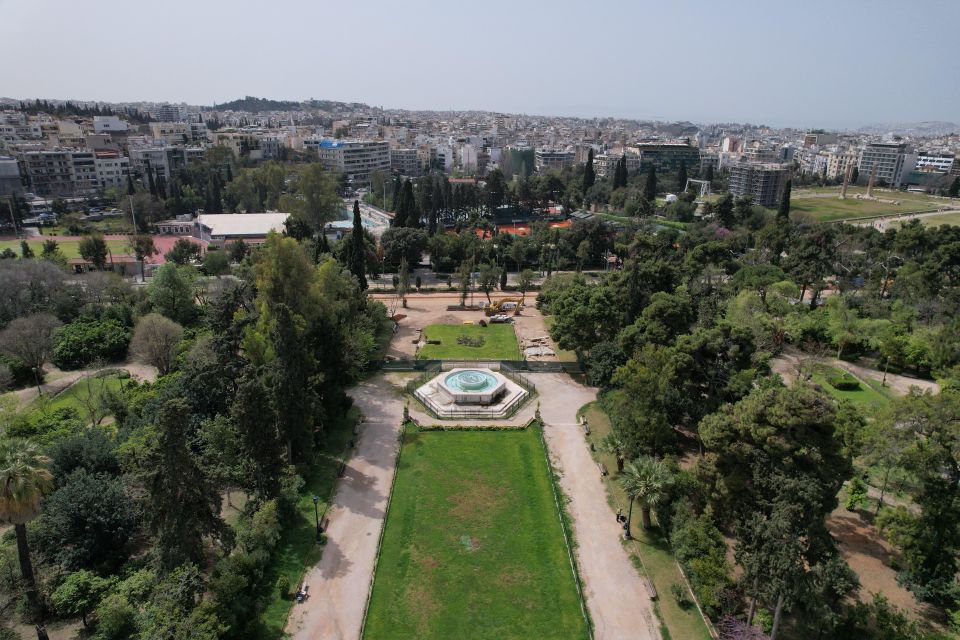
[2,0,958,129]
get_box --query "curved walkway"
[771,351,939,396]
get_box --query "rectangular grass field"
[417,323,522,360]
[789,187,947,222]
[0,238,132,259]
[363,426,589,640]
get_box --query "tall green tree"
[777,179,792,220]
[0,439,53,612]
[949,176,960,199]
[350,200,368,290]
[79,234,109,270]
[583,149,595,195]
[677,160,687,192]
[643,164,657,202]
[137,398,223,571]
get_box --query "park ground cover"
[810,365,893,411]
[581,403,713,640]
[363,425,589,640]
[789,187,949,222]
[897,210,960,228]
[417,323,522,360]
[0,238,132,259]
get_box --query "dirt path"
[771,351,939,396]
[285,375,404,640]
[536,373,660,640]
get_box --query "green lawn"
[581,403,713,640]
[898,210,960,228]
[789,187,948,222]
[417,323,522,360]
[364,425,589,640]
[260,407,358,637]
[26,372,128,416]
[810,365,892,411]
[0,238,132,259]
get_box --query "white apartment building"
[915,152,956,173]
[826,149,859,180]
[94,151,130,189]
[93,116,129,134]
[459,145,478,173]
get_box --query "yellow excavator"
[484,298,524,316]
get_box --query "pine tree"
[677,160,687,192]
[778,180,792,220]
[583,149,595,194]
[643,164,657,202]
[350,201,367,290]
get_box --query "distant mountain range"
[857,121,958,136]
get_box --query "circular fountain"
[442,369,505,404]
[414,367,529,418]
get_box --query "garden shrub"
[52,319,130,370]
[828,373,860,391]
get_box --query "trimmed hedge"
[52,319,131,370]
[828,373,860,391]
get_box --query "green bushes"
[52,319,130,370]
[828,373,860,391]
[0,352,34,388]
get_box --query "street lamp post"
[312,495,321,543]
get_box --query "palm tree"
[619,456,672,532]
[598,432,627,473]
[0,439,53,612]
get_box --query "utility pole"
[128,195,139,233]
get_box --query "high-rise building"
[728,161,790,207]
[858,142,911,188]
[315,140,390,185]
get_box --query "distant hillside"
[209,96,304,112]
[858,121,959,136]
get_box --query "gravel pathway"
[285,376,404,640]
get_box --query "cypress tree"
[350,200,367,290]
[643,164,657,202]
[705,164,714,184]
[778,180,792,219]
[677,160,687,192]
[583,149,595,194]
[391,173,402,211]
[146,165,157,198]
[225,164,233,182]
[949,176,959,199]
[850,166,859,185]
[126,172,135,196]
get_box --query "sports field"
[363,425,589,640]
[789,187,949,222]
[417,323,522,360]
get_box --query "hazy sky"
[2,0,958,129]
